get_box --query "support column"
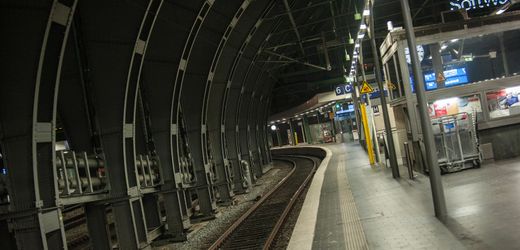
[288,119,296,145]
[303,115,313,144]
[430,43,445,89]
[369,2,400,178]
[276,128,282,146]
[359,44,381,163]
[498,32,509,76]
[399,0,447,220]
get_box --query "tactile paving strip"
[336,159,369,250]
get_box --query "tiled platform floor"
[311,143,520,249]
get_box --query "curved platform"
[287,143,520,249]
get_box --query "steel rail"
[208,157,297,250]
[209,155,317,249]
[263,155,317,249]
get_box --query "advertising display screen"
[410,64,469,92]
[424,72,437,90]
[444,67,469,87]
[335,104,355,118]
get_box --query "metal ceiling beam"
[283,0,306,56]
[263,49,329,71]
[271,12,350,36]
[412,0,431,19]
[321,32,332,71]
[329,1,337,34]
[265,37,321,50]
[266,1,332,20]
[256,60,293,63]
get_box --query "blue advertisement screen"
[410,65,468,92]
[445,75,469,87]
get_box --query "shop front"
[379,12,520,172]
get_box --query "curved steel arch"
[139,0,209,241]
[120,0,167,246]
[170,0,216,218]
[249,68,277,167]
[0,0,78,248]
[225,9,294,180]
[205,0,278,194]
[231,0,325,175]
[196,0,256,203]
[245,65,273,171]
[175,0,250,212]
[72,0,155,248]
[219,1,283,188]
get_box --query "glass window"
[428,94,482,119]
[487,86,520,119]
[407,29,520,91]
[384,54,404,99]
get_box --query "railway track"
[209,155,318,250]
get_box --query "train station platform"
[288,143,520,250]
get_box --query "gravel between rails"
[155,160,292,250]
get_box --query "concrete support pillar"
[303,115,313,144]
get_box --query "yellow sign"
[360,81,374,94]
[437,73,446,82]
[359,103,375,165]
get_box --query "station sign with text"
[335,84,353,96]
[449,0,509,11]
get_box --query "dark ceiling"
[267,0,518,114]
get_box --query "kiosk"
[379,12,520,172]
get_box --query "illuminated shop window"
[487,86,520,119]
[408,29,520,91]
[428,94,482,119]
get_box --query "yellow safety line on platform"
[359,102,375,164]
[337,154,369,249]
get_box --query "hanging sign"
[360,81,374,94]
[335,86,344,95]
[335,84,354,96]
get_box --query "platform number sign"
[335,84,353,96]
[344,84,353,93]
[335,86,343,95]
